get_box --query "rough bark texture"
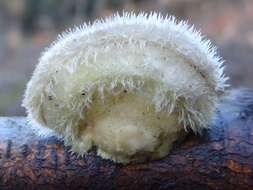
[0,88,253,190]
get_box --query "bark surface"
[0,89,253,190]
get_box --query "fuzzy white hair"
[22,12,228,163]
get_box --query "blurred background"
[0,0,253,116]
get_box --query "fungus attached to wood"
[22,12,228,163]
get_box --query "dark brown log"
[1,88,253,190]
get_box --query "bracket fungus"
[22,12,228,163]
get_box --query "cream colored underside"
[80,91,183,163]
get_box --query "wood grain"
[0,88,253,190]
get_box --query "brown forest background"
[0,0,253,116]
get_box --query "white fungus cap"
[22,12,228,163]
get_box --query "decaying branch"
[0,88,253,189]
